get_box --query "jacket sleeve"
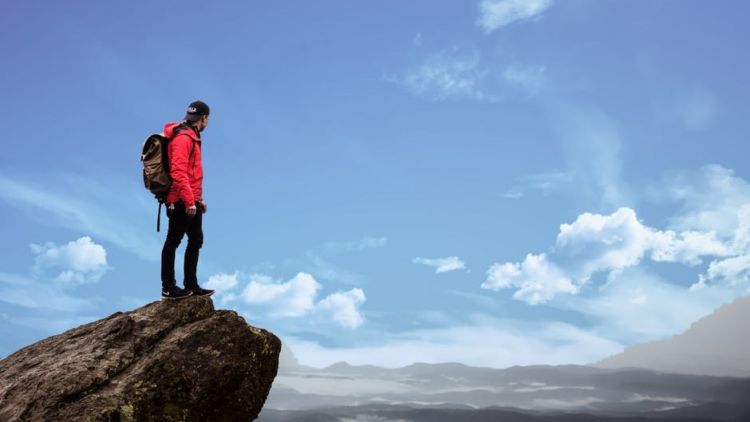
[168,135,195,206]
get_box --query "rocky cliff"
[0,296,281,421]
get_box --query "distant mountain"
[597,295,750,377]
[262,295,750,421]
[262,357,750,419]
[259,403,729,422]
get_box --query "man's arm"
[168,135,195,208]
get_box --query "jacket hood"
[163,122,199,140]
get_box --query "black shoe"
[161,285,193,300]
[186,285,215,297]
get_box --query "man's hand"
[200,200,208,214]
[186,205,198,216]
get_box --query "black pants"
[161,201,204,290]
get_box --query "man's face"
[199,115,209,132]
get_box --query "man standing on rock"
[161,100,215,300]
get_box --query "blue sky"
[2,0,749,367]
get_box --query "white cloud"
[316,237,387,256]
[412,256,466,273]
[205,271,239,292]
[214,271,368,328]
[502,63,546,95]
[483,254,576,305]
[556,208,730,275]
[702,254,750,286]
[317,288,367,329]
[0,237,106,317]
[30,236,109,285]
[649,230,731,265]
[485,207,735,304]
[502,189,524,199]
[658,165,750,238]
[503,171,574,199]
[477,0,553,33]
[241,272,321,317]
[649,165,750,288]
[492,166,750,304]
[388,49,494,102]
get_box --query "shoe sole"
[161,292,194,300]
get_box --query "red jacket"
[164,122,203,207]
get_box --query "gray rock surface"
[0,296,281,421]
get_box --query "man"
[160,100,215,300]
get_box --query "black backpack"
[141,126,195,231]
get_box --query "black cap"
[184,100,210,122]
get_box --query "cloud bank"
[483,206,735,305]
[487,165,750,306]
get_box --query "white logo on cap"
[188,106,197,113]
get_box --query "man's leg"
[183,204,204,289]
[161,203,188,290]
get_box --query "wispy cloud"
[555,267,741,344]
[386,49,495,102]
[0,236,109,315]
[557,109,632,209]
[652,88,719,132]
[0,173,161,261]
[502,170,573,199]
[654,165,750,238]
[315,237,387,257]
[502,63,547,95]
[413,256,466,273]
[413,32,423,48]
[477,0,553,33]
[677,88,718,131]
[285,236,387,285]
[0,272,97,313]
[284,316,621,368]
